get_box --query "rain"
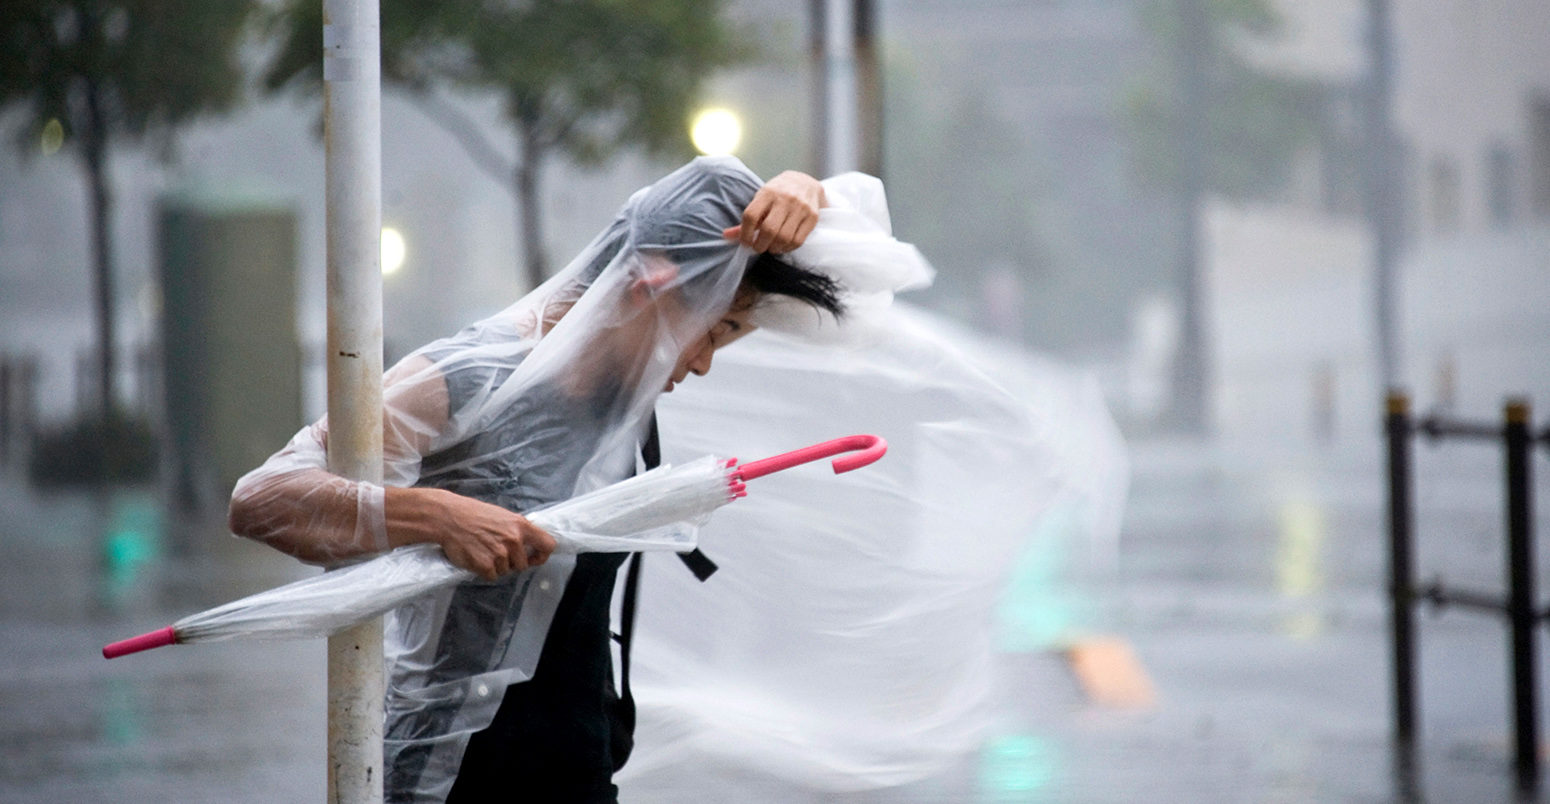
[1,0,1548,801]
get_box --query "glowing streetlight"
[381,226,406,276]
[40,119,64,155]
[690,107,743,156]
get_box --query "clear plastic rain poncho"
[229,155,931,802]
[619,307,1128,798]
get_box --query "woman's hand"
[724,170,826,254]
[387,487,557,580]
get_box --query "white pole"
[823,0,858,176]
[808,0,827,175]
[322,1,384,802]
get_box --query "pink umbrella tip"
[103,626,177,659]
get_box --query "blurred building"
[1390,0,1550,417]
[0,1,1196,436]
[158,186,301,513]
[7,1,1543,459]
[861,0,1180,356]
[1203,0,1550,442]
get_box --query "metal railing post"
[323,0,384,801]
[1385,390,1417,746]
[1504,398,1537,788]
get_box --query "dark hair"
[742,252,845,317]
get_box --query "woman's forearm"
[230,463,554,579]
[385,485,557,580]
[228,465,389,565]
[384,485,452,550]
[229,354,455,565]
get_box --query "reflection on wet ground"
[0,481,323,802]
[5,433,1550,802]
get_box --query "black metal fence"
[1385,391,1550,787]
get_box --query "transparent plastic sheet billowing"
[224,156,932,802]
[617,304,1129,796]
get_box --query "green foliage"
[886,80,1046,303]
[29,409,158,487]
[0,1,257,442]
[0,0,256,157]
[265,0,753,168]
[266,0,753,285]
[1121,0,1321,199]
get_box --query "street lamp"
[381,226,406,276]
[690,107,743,156]
[40,118,63,155]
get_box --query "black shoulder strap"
[640,413,661,468]
[615,414,720,727]
[616,550,642,704]
[640,415,719,581]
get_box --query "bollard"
[1505,398,1537,787]
[1385,390,1417,746]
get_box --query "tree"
[1121,0,1319,430]
[265,0,754,291]
[1122,0,1320,200]
[0,1,256,423]
[884,78,1048,338]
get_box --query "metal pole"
[852,0,883,179]
[1365,0,1402,390]
[807,0,828,177]
[1504,398,1537,788]
[323,1,385,801]
[1385,391,1417,746]
[18,356,37,458]
[77,347,96,417]
[1,356,11,465]
[137,342,156,420]
[823,0,857,176]
[1171,0,1209,433]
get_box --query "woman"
[228,155,926,802]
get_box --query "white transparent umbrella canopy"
[103,435,885,659]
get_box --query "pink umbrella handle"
[103,626,177,659]
[734,434,887,482]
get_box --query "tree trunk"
[81,78,118,424]
[1170,0,1209,434]
[515,124,547,292]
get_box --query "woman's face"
[663,288,757,393]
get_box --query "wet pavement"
[5,431,1550,802]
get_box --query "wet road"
[0,481,325,802]
[5,431,1550,802]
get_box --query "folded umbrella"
[103,435,886,659]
